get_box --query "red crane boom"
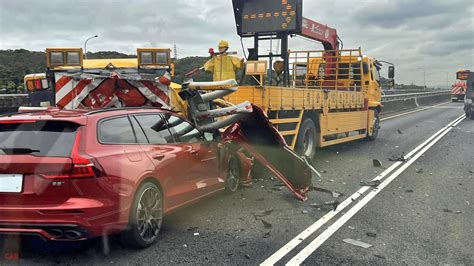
[300,17,340,51]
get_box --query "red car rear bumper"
[0,197,131,241]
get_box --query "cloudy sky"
[1,0,473,87]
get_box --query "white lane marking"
[381,102,450,121]
[260,114,465,266]
[260,163,401,266]
[286,115,466,265]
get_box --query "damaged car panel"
[221,105,313,201]
[180,79,314,201]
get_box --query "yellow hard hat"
[218,40,229,48]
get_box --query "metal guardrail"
[381,91,450,102]
[382,89,430,95]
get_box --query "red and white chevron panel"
[54,73,170,109]
[451,81,466,95]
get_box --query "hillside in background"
[0,49,46,89]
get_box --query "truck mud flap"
[223,105,313,201]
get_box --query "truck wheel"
[225,156,241,193]
[366,109,380,141]
[296,119,317,160]
[122,181,163,249]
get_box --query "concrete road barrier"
[381,91,450,114]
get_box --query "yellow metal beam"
[290,110,304,148]
[280,130,298,136]
[270,118,301,124]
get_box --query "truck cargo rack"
[288,48,366,91]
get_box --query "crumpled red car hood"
[222,105,312,201]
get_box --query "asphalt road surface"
[1,101,472,265]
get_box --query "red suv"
[0,107,242,248]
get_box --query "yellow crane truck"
[228,0,395,159]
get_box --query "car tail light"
[42,130,104,179]
[34,79,42,90]
[26,80,35,91]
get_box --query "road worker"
[204,40,244,81]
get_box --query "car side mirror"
[388,66,395,79]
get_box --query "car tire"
[225,156,241,193]
[122,181,163,249]
[295,119,317,161]
[366,109,380,141]
[452,98,458,102]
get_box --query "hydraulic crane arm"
[300,17,340,51]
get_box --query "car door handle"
[152,154,165,160]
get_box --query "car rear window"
[0,120,79,157]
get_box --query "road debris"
[310,200,340,210]
[263,231,271,238]
[443,208,463,214]
[310,186,343,198]
[193,232,200,236]
[302,209,309,214]
[245,254,251,260]
[348,226,355,230]
[373,159,383,167]
[469,170,474,174]
[416,168,424,174]
[405,189,414,193]
[261,219,272,228]
[397,129,403,134]
[252,209,274,218]
[374,254,386,259]
[360,180,381,187]
[343,239,373,249]
[366,232,377,237]
[389,153,407,162]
